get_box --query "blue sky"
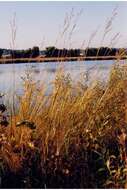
[0,1,127,49]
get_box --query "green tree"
[31,46,40,58]
[45,46,56,57]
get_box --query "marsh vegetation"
[0,64,127,188]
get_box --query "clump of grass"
[0,63,127,188]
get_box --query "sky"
[0,1,127,49]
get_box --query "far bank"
[0,56,126,64]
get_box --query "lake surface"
[0,59,126,99]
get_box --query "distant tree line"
[0,46,39,58]
[11,46,40,58]
[45,46,124,57]
[83,47,119,57]
[0,46,126,58]
[45,46,80,57]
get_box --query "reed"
[0,63,127,188]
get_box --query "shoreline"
[0,56,126,64]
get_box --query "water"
[0,59,125,97]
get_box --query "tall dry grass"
[0,63,127,188]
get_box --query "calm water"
[0,59,125,97]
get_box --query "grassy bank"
[0,55,127,64]
[0,63,127,188]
